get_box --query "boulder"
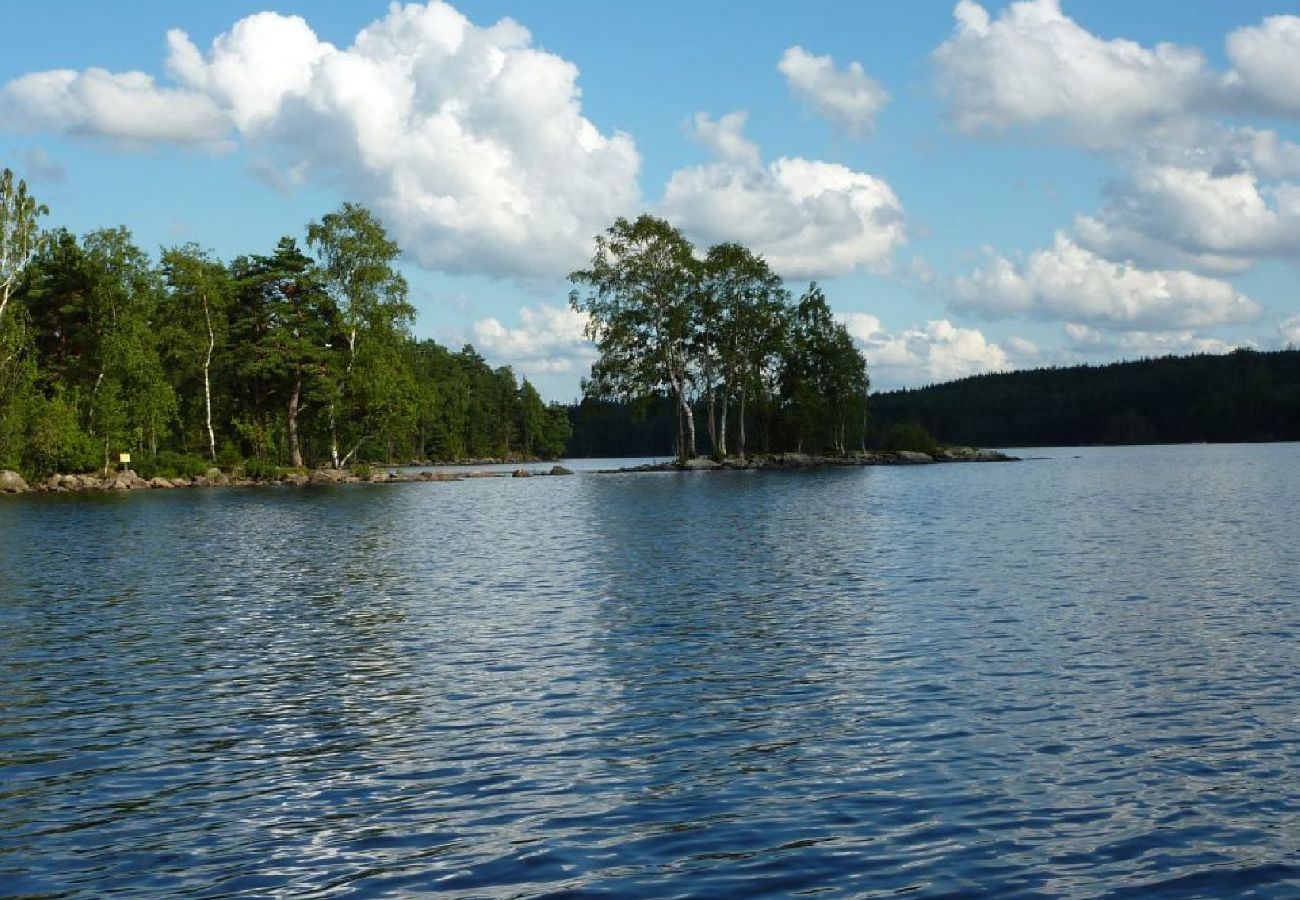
[682,457,719,470]
[148,477,174,489]
[776,452,812,468]
[512,468,531,478]
[283,471,309,486]
[0,470,29,493]
[309,468,347,485]
[170,477,191,488]
[549,465,574,476]
[896,450,933,463]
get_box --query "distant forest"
[567,350,1300,455]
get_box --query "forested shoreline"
[564,349,1300,455]
[0,169,571,481]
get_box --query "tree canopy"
[570,214,869,459]
[0,171,572,479]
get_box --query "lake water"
[2,444,1297,898]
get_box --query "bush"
[242,458,284,480]
[136,450,210,480]
[22,394,100,477]
[216,441,242,471]
[881,422,940,455]
[350,463,373,479]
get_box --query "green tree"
[159,244,233,461]
[570,215,702,460]
[307,202,414,467]
[230,238,336,467]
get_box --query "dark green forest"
[868,350,1300,447]
[0,169,571,480]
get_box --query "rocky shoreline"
[0,464,576,495]
[0,448,1016,495]
[598,447,1016,473]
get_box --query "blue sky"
[3,0,1299,399]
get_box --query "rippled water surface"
[2,444,1298,898]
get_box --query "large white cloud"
[0,3,641,280]
[1073,164,1300,274]
[953,233,1260,330]
[778,46,889,138]
[842,313,1029,387]
[661,112,905,278]
[1225,16,1300,116]
[472,304,596,376]
[933,0,1213,147]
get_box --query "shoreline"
[0,448,1015,496]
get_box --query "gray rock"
[549,465,574,476]
[682,457,719,470]
[0,470,29,493]
[512,468,531,477]
[896,450,933,463]
[170,477,191,488]
[149,477,174,489]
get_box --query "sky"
[3,0,1300,400]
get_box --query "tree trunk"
[706,391,717,457]
[202,294,216,461]
[677,387,696,459]
[738,388,747,457]
[719,391,729,459]
[288,369,304,468]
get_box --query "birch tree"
[0,168,46,329]
[570,215,702,460]
[306,203,412,468]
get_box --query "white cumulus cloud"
[842,314,1029,387]
[1225,16,1300,116]
[472,304,596,376]
[933,0,1213,147]
[0,3,642,281]
[953,233,1260,330]
[662,112,906,279]
[778,46,889,138]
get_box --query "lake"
[2,444,1297,898]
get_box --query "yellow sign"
[119,453,131,464]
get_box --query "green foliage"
[570,218,870,459]
[134,451,211,480]
[22,392,98,477]
[241,457,284,481]
[881,422,940,455]
[870,349,1300,447]
[350,463,373,479]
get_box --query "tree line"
[569,215,870,459]
[869,349,1300,447]
[0,168,570,479]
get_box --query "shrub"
[882,422,940,455]
[137,451,210,480]
[350,463,373,479]
[22,394,100,477]
[242,458,284,480]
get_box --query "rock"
[974,449,1006,461]
[170,477,191,488]
[512,468,531,477]
[549,465,574,476]
[282,472,308,486]
[0,470,29,493]
[309,469,347,485]
[466,471,500,478]
[776,452,812,468]
[204,467,229,486]
[682,457,719,470]
[896,450,933,463]
[148,477,174,489]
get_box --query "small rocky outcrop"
[681,457,719,470]
[895,450,934,463]
[512,468,531,477]
[0,470,29,493]
[550,465,574,476]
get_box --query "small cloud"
[20,146,65,182]
[778,45,889,138]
